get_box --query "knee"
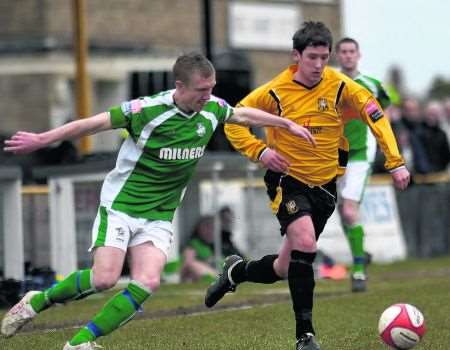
[286,235,316,253]
[132,273,161,292]
[92,270,120,291]
[287,218,317,252]
[341,206,358,226]
[304,237,317,251]
[294,233,316,252]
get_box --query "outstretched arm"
[341,80,411,190]
[228,106,316,147]
[3,112,111,155]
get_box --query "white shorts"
[90,206,174,259]
[338,161,372,202]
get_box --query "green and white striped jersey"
[102,90,234,221]
[344,73,391,161]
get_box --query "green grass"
[1,256,450,349]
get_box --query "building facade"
[0,0,341,152]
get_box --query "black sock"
[231,254,281,284]
[288,250,317,339]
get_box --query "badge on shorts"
[115,227,125,242]
[286,200,299,215]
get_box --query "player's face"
[336,42,360,71]
[293,46,330,86]
[176,72,216,113]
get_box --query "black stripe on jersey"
[269,89,283,116]
[293,78,323,90]
[335,81,346,107]
[338,147,349,168]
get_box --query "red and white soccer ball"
[378,303,426,349]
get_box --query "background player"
[335,37,393,292]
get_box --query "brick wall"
[0,0,342,138]
[0,74,50,133]
[46,0,204,52]
[0,0,46,39]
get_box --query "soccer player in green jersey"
[1,52,316,350]
[335,37,394,292]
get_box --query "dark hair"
[191,215,214,239]
[219,205,232,215]
[173,52,215,85]
[335,37,359,52]
[292,21,333,54]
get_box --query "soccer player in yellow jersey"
[204,22,410,350]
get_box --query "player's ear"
[292,49,301,63]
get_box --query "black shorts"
[264,170,337,238]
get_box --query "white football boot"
[1,290,40,337]
[63,341,103,350]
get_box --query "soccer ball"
[378,303,426,349]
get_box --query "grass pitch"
[1,256,449,349]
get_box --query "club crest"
[285,200,299,215]
[196,123,206,137]
[318,97,329,112]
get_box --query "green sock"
[69,280,151,346]
[30,269,96,313]
[344,224,365,274]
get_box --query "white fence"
[4,155,410,279]
[0,167,24,280]
[200,178,407,264]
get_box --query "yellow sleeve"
[342,82,405,170]
[224,83,277,162]
[224,123,267,162]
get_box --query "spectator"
[420,101,450,172]
[219,206,245,258]
[385,66,406,107]
[181,215,218,283]
[181,207,245,283]
[400,97,431,173]
[442,97,450,145]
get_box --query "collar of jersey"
[353,71,363,80]
[167,89,198,119]
[288,64,323,90]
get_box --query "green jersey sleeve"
[109,106,127,129]
[208,95,234,123]
[375,81,391,109]
[108,99,140,129]
[109,98,162,141]
[355,75,391,109]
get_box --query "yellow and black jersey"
[224,65,404,186]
